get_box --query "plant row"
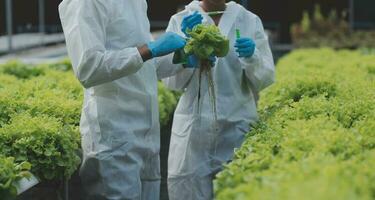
[0,60,178,198]
[215,49,375,200]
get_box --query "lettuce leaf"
[185,24,229,59]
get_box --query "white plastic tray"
[16,174,39,195]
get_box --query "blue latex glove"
[184,55,216,68]
[147,32,186,58]
[181,11,203,36]
[235,38,256,58]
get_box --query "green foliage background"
[1,48,374,198]
[214,48,375,200]
[291,5,375,49]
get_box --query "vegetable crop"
[0,157,31,199]
[185,24,229,121]
[214,48,375,200]
[185,24,229,60]
[0,62,82,182]
[0,60,178,195]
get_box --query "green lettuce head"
[185,24,230,60]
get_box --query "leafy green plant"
[214,48,375,200]
[0,157,32,200]
[185,24,229,60]
[0,113,80,181]
[184,24,230,121]
[0,61,45,79]
[158,82,178,127]
[46,58,72,72]
[0,58,179,190]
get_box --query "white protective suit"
[163,1,275,199]
[59,0,181,199]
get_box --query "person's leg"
[80,138,143,200]
[141,180,161,200]
[168,174,214,200]
[168,175,192,200]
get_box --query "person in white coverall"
[163,0,275,199]
[58,0,188,199]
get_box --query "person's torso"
[105,0,151,50]
[173,2,259,125]
[62,0,159,133]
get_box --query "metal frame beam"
[38,0,45,46]
[5,0,13,52]
[349,0,354,30]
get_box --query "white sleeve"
[155,53,184,80]
[155,16,185,80]
[59,0,144,88]
[161,16,195,91]
[240,16,275,93]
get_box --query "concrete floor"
[0,31,166,65]
[0,33,65,55]
[0,43,68,64]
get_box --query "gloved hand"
[147,32,186,58]
[184,55,216,68]
[235,38,256,58]
[181,11,203,36]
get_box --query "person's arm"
[155,17,186,80]
[239,16,275,93]
[59,0,147,88]
[155,53,184,80]
[160,16,197,91]
[137,45,153,62]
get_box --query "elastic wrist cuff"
[146,42,156,58]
